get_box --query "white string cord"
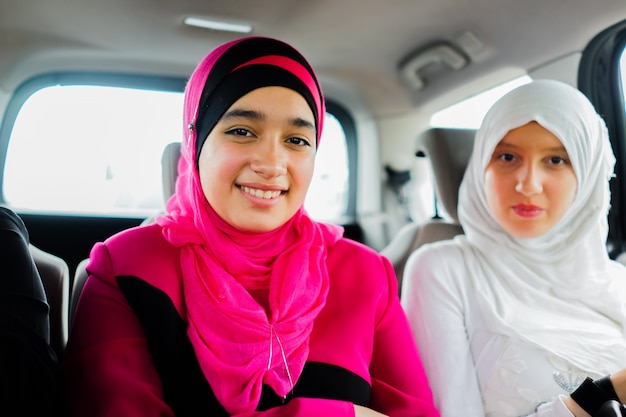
[267,324,295,399]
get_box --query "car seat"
[380,127,475,293]
[70,142,181,326]
[30,244,70,359]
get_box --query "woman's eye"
[287,137,311,147]
[498,153,515,162]
[548,156,568,165]
[226,128,252,137]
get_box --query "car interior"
[2,0,626,409]
[381,127,474,288]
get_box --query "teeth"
[242,186,282,199]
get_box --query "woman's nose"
[515,163,543,195]
[250,139,287,178]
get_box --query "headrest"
[416,128,475,223]
[161,142,181,204]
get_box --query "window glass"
[305,112,349,221]
[622,48,626,104]
[5,84,349,221]
[430,76,531,128]
[5,86,182,215]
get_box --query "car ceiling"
[1,0,625,119]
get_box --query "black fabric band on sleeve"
[595,375,621,403]
[571,377,613,416]
[595,400,626,417]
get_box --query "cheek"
[558,173,578,209]
[296,156,316,189]
[304,160,315,186]
[198,162,219,205]
[483,169,503,210]
[197,149,236,204]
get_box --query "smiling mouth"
[240,185,284,199]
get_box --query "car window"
[622,47,626,107]
[409,75,531,223]
[4,82,350,222]
[430,76,531,129]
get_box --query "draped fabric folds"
[456,79,626,375]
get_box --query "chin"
[508,227,549,239]
[233,218,289,233]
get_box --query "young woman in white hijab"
[402,79,626,417]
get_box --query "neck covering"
[456,79,626,375]
[157,36,342,414]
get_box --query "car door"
[578,18,626,259]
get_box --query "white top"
[402,239,617,417]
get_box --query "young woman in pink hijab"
[61,36,438,417]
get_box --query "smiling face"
[484,121,578,238]
[197,86,316,232]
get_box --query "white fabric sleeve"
[401,245,485,417]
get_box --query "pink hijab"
[157,37,343,414]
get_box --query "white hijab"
[456,79,626,375]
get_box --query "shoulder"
[401,238,472,320]
[406,238,465,276]
[327,237,396,291]
[329,236,381,257]
[97,222,175,258]
[328,237,391,272]
[402,238,467,295]
[101,222,169,252]
[88,223,180,290]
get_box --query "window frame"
[0,72,188,207]
[578,19,626,258]
[325,100,358,220]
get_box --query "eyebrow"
[221,109,264,121]
[495,141,567,153]
[221,108,315,131]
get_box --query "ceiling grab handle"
[399,42,469,90]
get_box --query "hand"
[354,404,389,417]
[563,395,592,417]
[610,368,626,404]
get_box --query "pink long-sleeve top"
[61,223,438,417]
